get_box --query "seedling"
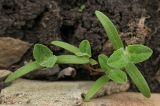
[4,10,153,102]
[79,4,86,12]
[5,40,97,84]
[51,40,97,65]
[84,11,153,101]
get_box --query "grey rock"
[0,78,129,106]
[24,65,60,80]
[58,67,76,79]
[0,37,31,67]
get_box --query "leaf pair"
[98,54,128,84]
[51,40,97,65]
[77,40,91,57]
[107,44,153,69]
[51,40,91,57]
[95,10,152,98]
[85,10,153,101]
[85,54,128,101]
[33,44,57,68]
[5,42,94,84]
[34,43,93,67]
[5,44,56,83]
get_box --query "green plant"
[4,10,152,102]
[84,11,153,101]
[5,40,97,84]
[79,4,86,12]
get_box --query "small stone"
[0,37,31,67]
[0,70,11,79]
[154,69,160,82]
[24,65,60,80]
[58,67,76,78]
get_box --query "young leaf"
[40,55,57,68]
[5,62,40,84]
[98,54,111,74]
[89,58,98,65]
[33,44,53,62]
[108,69,128,84]
[51,41,80,54]
[95,11,124,50]
[79,40,91,57]
[125,62,151,98]
[107,48,128,69]
[56,55,89,64]
[85,75,109,101]
[79,4,85,12]
[126,44,153,63]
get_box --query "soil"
[0,0,160,92]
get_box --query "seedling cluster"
[5,40,97,83]
[84,11,152,101]
[5,10,153,101]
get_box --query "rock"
[83,92,160,106]
[154,69,160,83]
[24,65,60,80]
[0,70,11,79]
[1,79,159,106]
[0,70,12,91]
[58,67,76,79]
[0,79,129,106]
[0,37,31,67]
[93,81,130,98]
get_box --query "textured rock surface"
[0,79,129,106]
[83,92,160,106]
[0,37,31,68]
[0,78,159,106]
[0,70,11,79]
[0,70,11,91]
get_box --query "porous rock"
[0,79,129,106]
[0,37,31,67]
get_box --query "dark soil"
[0,0,160,92]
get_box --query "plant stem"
[5,62,41,84]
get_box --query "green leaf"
[33,44,53,62]
[98,54,111,74]
[75,52,90,57]
[95,11,124,50]
[89,58,98,65]
[56,55,89,64]
[126,44,153,63]
[85,75,109,101]
[5,62,40,84]
[125,62,151,98]
[107,48,128,69]
[40,55,57,68]
[79,4,85,12]
[108,69,128,84]
[79,40,91,57]
[33,44,57,68]
[51,41,80,54]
